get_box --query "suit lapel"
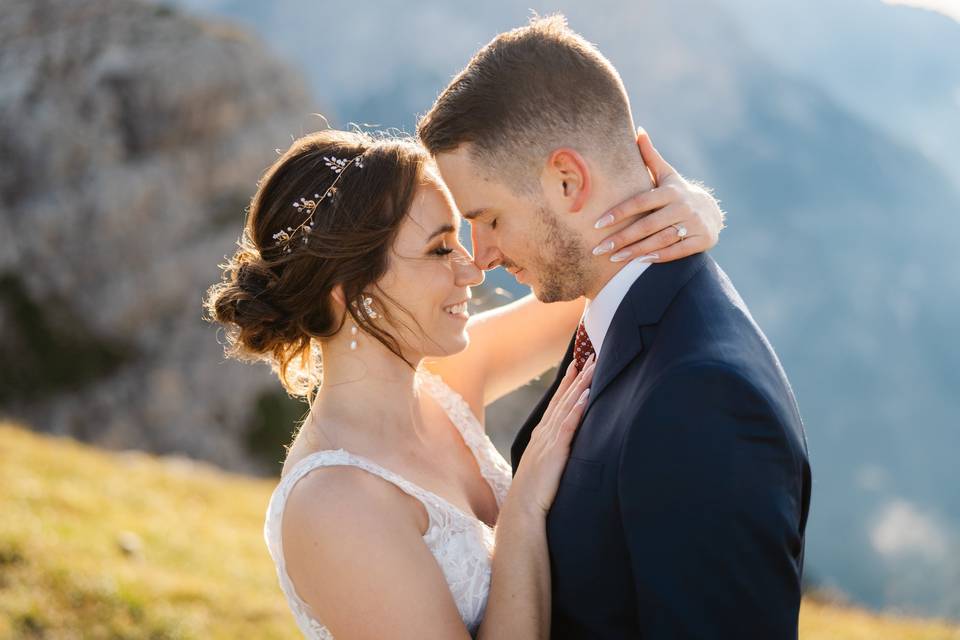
[586,253,710,408]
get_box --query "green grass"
[0,422,296,639]
[1,421,958,639]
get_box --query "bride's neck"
[305,334,426,449]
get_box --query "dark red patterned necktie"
[574,321,596,372]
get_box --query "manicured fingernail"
[637,253,660,263]
[610,250,631,262]
[594,213,615,229]
[592,240,614,256]
[577,388,590,405]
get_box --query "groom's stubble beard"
[529,204,592,303]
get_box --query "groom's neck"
[584,258,633,301]
[581,161,653,300]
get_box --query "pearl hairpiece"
[271,152,365,254]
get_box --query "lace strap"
[416,368,512,506]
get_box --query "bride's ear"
[330,285,347,315]
[540,148,591,214]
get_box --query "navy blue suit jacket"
[511,253,811,639]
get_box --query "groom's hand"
[592,128,726,263]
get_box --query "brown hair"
[203,129,428,401]
[417,15,637,193]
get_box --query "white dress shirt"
[581,258,653,359]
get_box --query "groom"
[419,15,811,640]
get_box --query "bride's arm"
[458,294,584,405]
[427,130,724,413]
[422,289,581,417]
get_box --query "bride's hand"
[506,355,597,521]
[591,127,726,264]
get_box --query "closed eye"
[432,246,454,257]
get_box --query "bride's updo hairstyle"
[204,129,428,400]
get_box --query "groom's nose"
[471,224,502,271]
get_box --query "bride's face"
[374,176,483,359]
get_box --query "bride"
[204,128,721,639]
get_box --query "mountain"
[722,0,960,184]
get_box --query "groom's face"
[434,147,590,302]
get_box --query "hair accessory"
[351,295,379,320]
[324,155,365,173]
[271,152,365,254]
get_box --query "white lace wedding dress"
[263,368,514,639]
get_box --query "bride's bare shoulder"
[281,461,428,550]
[277,456,473,638]
[277,460,464,634]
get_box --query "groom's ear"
[541,148,591,214]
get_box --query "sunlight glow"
[883,0,960,22]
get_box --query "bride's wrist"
[499,494,546,532]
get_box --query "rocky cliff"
[0,0,314,473]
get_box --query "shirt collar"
[581,258,652,357]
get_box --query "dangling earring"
[349,323,359,351]
[349,295,378,351]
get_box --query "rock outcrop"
[0,0,315,473]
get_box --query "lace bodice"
[263,369,514,639]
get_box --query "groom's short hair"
[417,15,637,194]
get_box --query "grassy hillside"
[1,421,958,639]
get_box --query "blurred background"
[2,0,958,635]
